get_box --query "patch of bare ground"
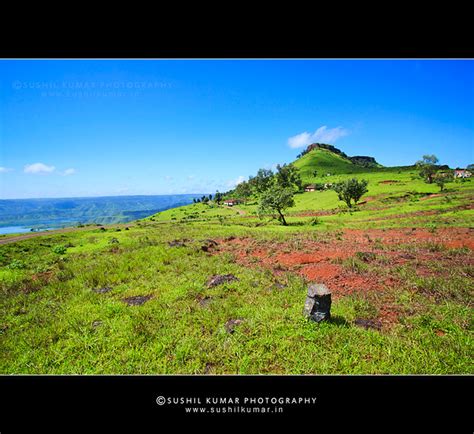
[358,202,474,223]
[213,227,473,329]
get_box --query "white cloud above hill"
[288,126,349,148]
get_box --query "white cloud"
[24,162,56,174]
[0,167,13,173]
[62,168,76,176]
[288,126,349,148]
[227,175,246,188]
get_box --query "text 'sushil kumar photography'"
[0,59,473,374]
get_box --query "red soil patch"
[300,263,341,281]
[420,193,443,201]
[344,227,474,250]
[214,227,474,329]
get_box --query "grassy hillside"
[1,149,473,374]
[293,148,389,182]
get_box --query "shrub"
[7,259,26,270]
[52,245,67,255]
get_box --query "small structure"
[303,283,332,323]
[304,184,316,192]
[223,199,239,206]
[454,169,472,179]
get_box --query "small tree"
[467,164,474,171]
[249,168,274,194]
[275,163,302,192]
[258,185,295,226]
[416,154,439,184]
[333,178,369,208]
[434,171,453,191]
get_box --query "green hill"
[293,144,384,183]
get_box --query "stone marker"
[303,283,331,323]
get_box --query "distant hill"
[0,195,203,230]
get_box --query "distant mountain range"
[0,194,203,229]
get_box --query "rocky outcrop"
[348,156,379,167]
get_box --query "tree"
[434,171,454,191]
[248,168,274,194]
[214,191,223,205]
[258,185,295,226]
[416,154,439,184]
[333,178,369,208]
[233,180,252,200]
[275,163,302,192]
[467,164,474,171]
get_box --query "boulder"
[303,283,331,323]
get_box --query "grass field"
[1,149,473,374]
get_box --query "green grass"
[1,218,472,374]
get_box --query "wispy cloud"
[288,126,349,148]
[62,168,76,176]
[227,175,246,188]
[0,167,13,173]
[24,162,56,174]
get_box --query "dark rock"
[304,283,331,323]
[122,295,153,306]
[201,239,219,252]
[168,239,187,247]
[93,286,113,294]
[206,274,238,288]
[354,318,382,330]
[225,319,244,334]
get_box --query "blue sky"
[0,59,473,199]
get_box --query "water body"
[0,194,203,233]
[0,226,36,235]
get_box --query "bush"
[52,245,67,255]
[7,259,26,270]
